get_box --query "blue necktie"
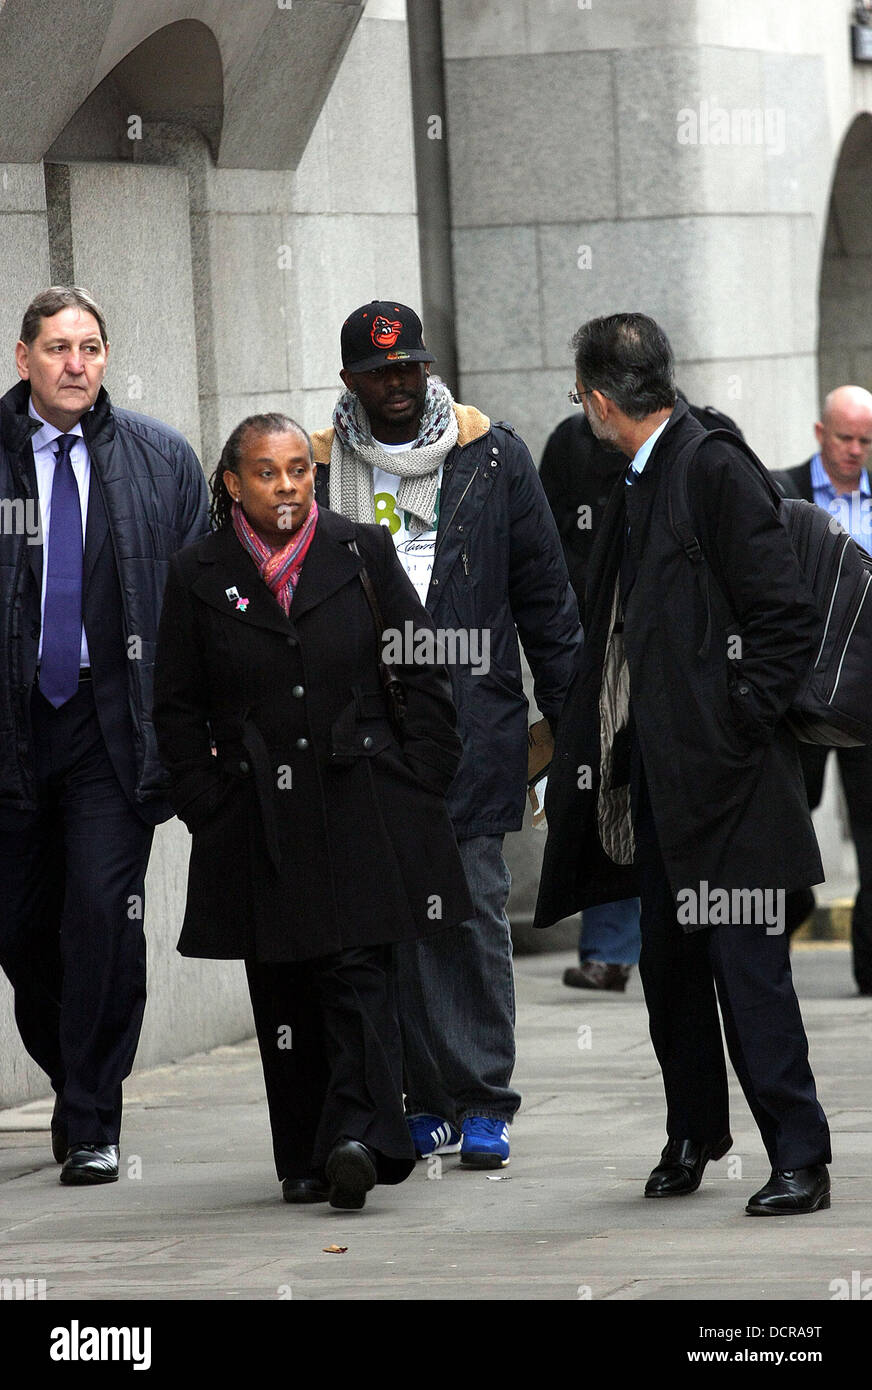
[39,434,83,708]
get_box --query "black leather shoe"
[59,1144,120,1185]
[282,1178,329,1204]
[644,1134,732,1197]
[325,1140,377,1210]
[745,1165,830,1216]
[51,1098,67,1166]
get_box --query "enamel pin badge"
[225,585,250,612]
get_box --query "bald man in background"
[775,385,872,994]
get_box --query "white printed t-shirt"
[372,441,442,604]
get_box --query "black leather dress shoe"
[325,1140,377,1210]
[59,1144,120,1186]
[51,1098,67,1166]
[745,1165,830,1216]
[282,1178,329,1204]
[644,1134,733,1197]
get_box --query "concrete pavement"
[0,943,869,1304]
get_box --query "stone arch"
[0,1,363,170]
[818,113,872,400]
[32,21,223,458]
[46,19,223,164]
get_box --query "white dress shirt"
[29,400,91,666]
[628,416,670,479]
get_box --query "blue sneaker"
[460,1117,510,1169]
[407,1114,462,1158]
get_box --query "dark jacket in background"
[153,508,473,962]
[0,381,209,823]
[773,459,815,503]
[535,399,823,930]
[313,407,582,838]
[538,414,625,610]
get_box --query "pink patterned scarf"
[231,499,319,614]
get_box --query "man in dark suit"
[536,313,831,1216]
[0,286,208,1184]
[774,385,872,994]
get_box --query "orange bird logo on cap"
[371,315,403,348]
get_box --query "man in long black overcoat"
[535,313,831,1216]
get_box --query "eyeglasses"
[568,387,590,405]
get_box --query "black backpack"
[668,429,872,747]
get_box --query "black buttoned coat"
[152,506,473,962]
[535,400,824,931]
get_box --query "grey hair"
[19,286,109,347]
[571,313,676,421]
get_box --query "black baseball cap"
[341,300,436,373]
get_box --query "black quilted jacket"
[0,381,209,817]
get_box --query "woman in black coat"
[153,413,472,1210]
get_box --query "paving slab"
[0,945,869,1355]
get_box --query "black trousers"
[633,766,831,1171]
[0,683,152,1145]
[785,743,872,991]
[245,946,415,1185]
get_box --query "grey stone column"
[0,165,51,352]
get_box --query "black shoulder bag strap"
[667,428,783,659]
[344,538,408,735]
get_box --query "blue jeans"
[395,834,521,1126]
[578,898,641,966]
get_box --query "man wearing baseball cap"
[312,301,580,1168]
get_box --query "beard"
[585,401,623,451]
